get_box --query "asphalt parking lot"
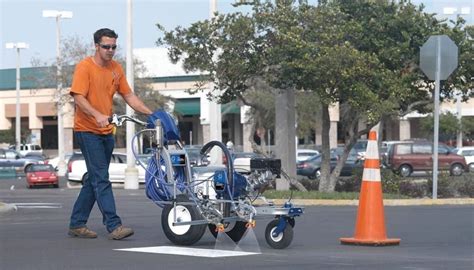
[1,175,473,270]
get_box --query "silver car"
[0,149,44,173]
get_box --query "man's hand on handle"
[95,114,110,128]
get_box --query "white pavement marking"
[115,246,260,258]
[13,203,62,209]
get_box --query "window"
[396,144,411,155]
[461,150,474,156]
[438,146,449,154]
[5,151,18,159]
[32,145,42,150]
[413,144,431,154]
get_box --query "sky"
[0,0,472,70]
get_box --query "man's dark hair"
[93,28,118,44]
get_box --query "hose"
[200,141,235,218]
[131,130,186,208]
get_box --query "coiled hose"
[132,130,187,208]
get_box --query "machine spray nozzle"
[215,223,225,233]
[246,219,256,228]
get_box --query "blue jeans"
[69,132,121,232]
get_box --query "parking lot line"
[114,246,260,258]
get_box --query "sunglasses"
[99,44,117,50]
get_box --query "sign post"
[419,35,458,199]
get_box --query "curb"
[269,198,474,206]
[0,202,17,214]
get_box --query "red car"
[26,164,59,188]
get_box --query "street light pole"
[208,0,223,164]
[443,6,471,148]
[124,0,139,189]
[43,10,73,176]
[5,42,29,153]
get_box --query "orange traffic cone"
[340,126,400,246]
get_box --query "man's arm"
[122,93,153,115]
[72,93,110,128]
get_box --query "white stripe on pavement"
[13,203,62,209]
[115,246,260,258]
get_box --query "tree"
[419,112,474,144]
[157,0,472,192]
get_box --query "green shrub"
[427,172,474,198]
[399,181,427,198]
[298,178,320,191]
[335,176,361,192]
[380,169,401,194]
[458,175,474,197]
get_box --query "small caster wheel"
[265,219,294,249]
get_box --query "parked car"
[297,149,319,162]
[453,147,474,172]
[48,153,74,170]
[381,141,407,167]
[67,152,146,184]
[25,164,58,188]
[66,152,85,177]
[19,144,43,157]
[0,149,44,172]
[23,152,49,163]
[297,150,363,180]
[232,152,264,174]
[183,145,210,166]
[387,141,467,177]
[297,154,335,180]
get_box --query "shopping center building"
[0,48,472,153]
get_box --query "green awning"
[174,98,200,116]
[221,100,240,114]
[174,98,240,116]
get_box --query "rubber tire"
[161,195,206,246]
[24,164,32,174]
[450,163,464,176]
[398,164,412,177]
[265,219,294,249]
[81,173,88,185]
[308,170,320,180]
[208,221,248,242]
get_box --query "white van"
[19,144,43,157]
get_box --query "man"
[68,28,153,240]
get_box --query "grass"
[262,190,411,200]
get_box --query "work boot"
[109,225,134,240]
[68,227,98,239]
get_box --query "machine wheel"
[450,163,464,176]
[208,221,248,242]
[161,195,206,246]
[265,219,294,249]
[398,164,412,177]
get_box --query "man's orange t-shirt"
[70,57,131,135]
